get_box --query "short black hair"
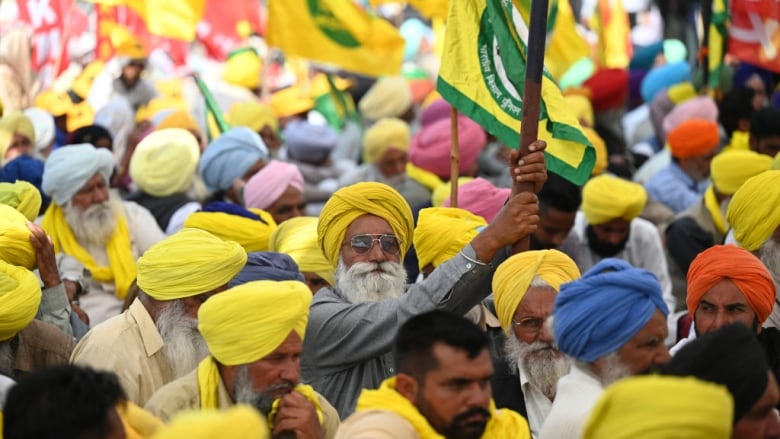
[750,107,780,141]
[393,310,488,382]
[538,172,582,213]
[3,365,126,439]
[719,87,756,137]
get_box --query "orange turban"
[686,245,776,324]
[667,119,720,159]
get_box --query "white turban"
[42,143,116,206]
[23,108,55,153]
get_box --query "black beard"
[586,225,629,258]
[443,407,492,439]
[530,233,557,250]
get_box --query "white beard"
[597,352,632,386]
[63,197,119,247]
[156,300,210,379]
[503,333,570,400]
[760,238,780,289]
[334,258,407,303]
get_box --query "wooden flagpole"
[449,106,460,207]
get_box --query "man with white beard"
[70,228,247,406]
[539,258,671,439]
[41,143,165,325]
[302,142,549,417]
[491,250,581,438]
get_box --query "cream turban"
[493,250,581,331]
[414,207,486,270]
[318,182,414,267]
[227,102,278,133]
[363,118,411,164]
[184,207,277,252]
[727,170,780,251]
[710,150,773,196]
[243,161,304,210]
[130,128,200,197]
[0,112,36,145]
[0,180,41,221]
[0,204,36,270]
[269,216,334,286]
[0,260,42,341]
[583,376,733,439]
[151,406,268,439]
[358,77,413,121]
[42,143,115,206]
[23,108,55,152]
[137,228,247,301]
[582,175,647,225]
[198,280,311,365]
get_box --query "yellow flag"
[87,0,205,41]
[708,0,728,91]
[591,0,632,68]
[545,0,590,80]
[267,0,405,77]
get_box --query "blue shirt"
[645,162,709,213]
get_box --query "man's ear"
[395,373,420,403]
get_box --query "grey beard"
[503,333,570,400]
[233,364,295,416]
[63,198,119,247]
[596,352,632,386]
[760,238,780,290]
[156,300,209,379]
[0,341,15,379]
[334,258,407,303]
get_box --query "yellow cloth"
[0,180,41,221]
[268,383,323,430]
[137,228,246,300]
[493,250,581,331]
[226,102,278,133]
[151,405,269,439]
[318,182,414,267]
[143,97,188,121]
[71,61,105,99]
[155,79,185,101]
[269,216,334,286]
[66,101,94,132]
[114,30,148,59]
[704,187,728,235]
[223,49,262,90]
[359,77,412,121]
[34,90,71,117]
[542,0,590,80]
[183,208,277,253]
[407,163,444,192]
[564,94,594,127]
[0,204,36,270]
[582,375,733,439]
[156,111,201,136]
[363,117,411,164]
[118,402,165,439]
[413,207,486,270]
[41,203,136,298]
[725,130,751,152]
[667,82,697,104]
[0,260,41,342]
[430,177,474,207]
[270,86,315,119]
[0,126,11,162]
[711,149,773,195]
[0,112,35,144]
[773,153,780,170]
[727,170,780,251]
[582,174,647,225]
[583,128,608,176]
[130,128,200,197]
[356,377,530,439]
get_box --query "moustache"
[453,407,492,426]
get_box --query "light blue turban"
[199,127,269,192]
[640,61,691,104]
[283,120,338,165]
[42,143,115,206]
[553,258,668,363]
[229,251,305,287]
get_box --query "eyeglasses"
[511,317,545,334]
[346,234,401,255]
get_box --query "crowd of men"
[2,1,780,438]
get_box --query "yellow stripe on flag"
[87,0,205,41]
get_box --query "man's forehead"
[345,214,393,236]
[429,343,493,376]
[78,172,107,189]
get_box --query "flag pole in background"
[449,106,460,208]
[191,72,230,135]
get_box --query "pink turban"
[243,160,304,210]
[409,116,486,180]
[420,99,452,128]
[442,177,510,222]
[662,96,719,138]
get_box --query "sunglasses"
[347,234,401,255]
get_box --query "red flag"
[196,0,265,60]
[729,0,780,73]
[16,0,74,85]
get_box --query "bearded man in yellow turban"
[560,174,676,313]
[71,228,247,406]
[303,141,549,418]
[145,280,340,438]
[492,250,580,438]
[41,143,165,325]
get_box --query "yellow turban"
[0,260,41,341]
[223,49,262,90]
[269,216,334,286]
[431,177,474,206]
[151,406,268,439]
[137,228,247,301]
[66,101,94,132]
[711,150,773,195]
[198,280,311,365]
[227,102,278,133]
[156,111,201,136]
[582,376,733,439]
[582,174,647,225]
[493,250,581,331]
[0,112,36,144]
[727,170,780,251]
[71,61,104,99]
[34,90,70,117]
[270,87,315,119]
[184,208,277,253]
[583,128,608,176]
[358,77,412,121]
[363,118,410,164]
[130,128,200,197]
[414,207,486,270]
[564,95,594,127]
[318,182,414,267]
[115,33,147,59]
[0,126,11,162]
[0,204,36,270]
[773,153,780,170]
[406,162,443,192]
[0,180,41,221]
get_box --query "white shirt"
[539,363,604,439]
[519,362,554,439]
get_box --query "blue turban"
[199,127,269,192]
[640,61,691,103]
[42,143,115,206]
[229,251,305,287]
[733,62,775,95]
[0,155,50,213]
[629,42,663,71]
[283,120,338,165]
[553,258,669,362]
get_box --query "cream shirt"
[518,363,553,439]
